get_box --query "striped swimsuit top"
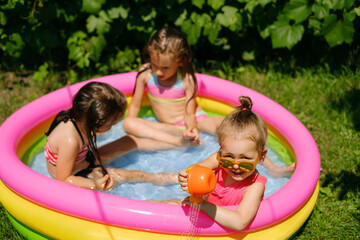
[146,70,186,104]
[45,142,89,166]
[44,117,89,166]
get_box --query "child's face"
[219,135,265,182]
[150,52,183,81]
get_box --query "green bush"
[0,0,359,73]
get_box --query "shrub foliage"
[1,0,359,72]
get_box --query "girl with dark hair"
[45,82,177,191]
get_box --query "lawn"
[1,63,359,239]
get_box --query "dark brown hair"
[46,82,127,175]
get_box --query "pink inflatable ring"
[0,72,320,239]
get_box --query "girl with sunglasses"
[177,96,268,231]
[45,82,177,191]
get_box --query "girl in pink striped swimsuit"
[45,82,177,191]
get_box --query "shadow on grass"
[331,88,360,132]
[321,165,360,199]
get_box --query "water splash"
[181,203,201,240]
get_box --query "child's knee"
[123,118,135,133]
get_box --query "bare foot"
[268,163,296,178]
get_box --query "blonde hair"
[217,96,268,152]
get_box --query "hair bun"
[238,96,253,111]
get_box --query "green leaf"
[82,0,106,14]
[139,6,157,22]
[99,10,111,22]
[308,18,322,35]
[2,33,25,58]
[192,0,205,9]
[270,16,304,49]
[1,0,25,10]
[67,31,87,46]
[192,13,211,28]
[320,13,354,47]
[67,31,89,68]
[33,63,49,82]
[245,0,275,13]
[181,19,202,45]
[78,54,90,68]
[259,25,271,39]
[89,35,106,61]
[331,0,354,10]
[203,22,222,43]
[354,7,360,17]
[312,3,329,19]
[208,0,225,10]
[143,8,156,22]
[242,51,255,61]
[283,0,312,24]
[174,9,187,26]
[86,14,111,34]
[108,6,129,19]
[0,11,6,25]
[215,6,238,27]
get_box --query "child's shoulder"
[52,121,83,142]
[137,63,153,83]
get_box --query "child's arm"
[55,139,113,190]
[127,68,148,118]
[179,152,218,191]
[196,182,265,231]
[182,73,200,141]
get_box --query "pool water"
[30,117,290,200]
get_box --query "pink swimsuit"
[146,71,207,126]
[207,168,267,206]
[146,71,186,103]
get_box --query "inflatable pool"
[0,72,320,239]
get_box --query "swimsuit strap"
[47,111,85,145]
[69,119,85,145]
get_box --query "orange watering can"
[186,165,216,204]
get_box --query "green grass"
[1,65,359,239]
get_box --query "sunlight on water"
[30,117,290,200]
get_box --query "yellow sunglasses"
[216,148,261,172]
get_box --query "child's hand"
[178,169,188,191]
[94,174,115,190]
[182,128,203,146]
